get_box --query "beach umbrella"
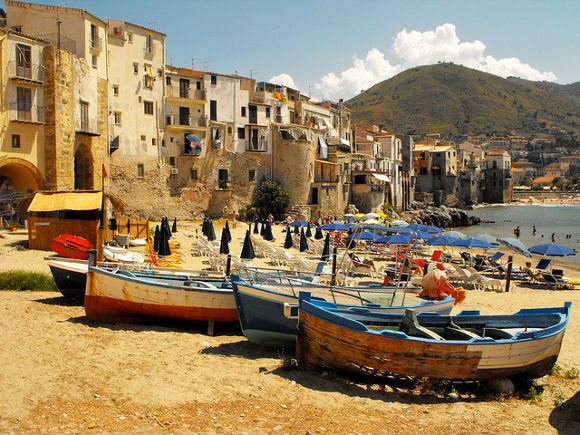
[186,133,202,143]
[260,221,265,236]
[444,230,468,240]
[293,225,299,234]
[224,220,232,243]
[240,230,255,260]
[354,213,365,218]
[319,223,350,232]
[473,233,499,245]
[376,233,413,245]
[172,217,177,233]
[202,218,208,236]
[320,232,330,261]
[314,227,324,240]
[264,220,274,241]
[288,220,313,228]
[158,225,171,257]
[384,226,413,234]
[207,219,216,241]
[414,230,436,240]
[424,235,460,246]
[153,225,160,252]
[284,228,293,249]
[529,243,576,257]
[497,237,532,258]
[345,231,381,242]
[253,218,260,234]
[219,227,230,255]
[390,220,409,227]
[299,228,309,252]
[377,212,388,218]
[452,238,496,250]
[343,214,358,222]
[360,212,380,221]
[162,216,171,239]
[305,225,312,238]
[363,219,381,225]
[407,223,443,234]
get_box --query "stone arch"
[74,143,93,190]
[0,157,44,192]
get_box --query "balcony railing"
[216,180,231,190]
[180,144,202,156]
[9,103,44,123]
[245,139,268,152]
[166,114,206,128]
[166,85,205,101]
[313,176,339,183]
[143,45,156,58]
[7,61,44,82]
[77,117,102,135]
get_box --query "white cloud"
[300,23,558,102]
[268,73,299,90]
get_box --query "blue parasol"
[529,243,576,257]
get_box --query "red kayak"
[51,234,94,260]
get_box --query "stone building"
[482,149,513,203]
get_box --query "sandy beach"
[0,221,579,434]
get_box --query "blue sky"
[7,0,579,101]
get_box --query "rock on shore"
[411,206,480,228]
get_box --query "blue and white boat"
[231,275,455,347]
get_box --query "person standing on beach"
[232,212,237,228]
[552,233,555,243]
[532,226,536,235]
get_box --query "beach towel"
[419,269,466,304]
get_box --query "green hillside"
[345,63,580,136]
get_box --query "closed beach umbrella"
[219,227,230,255]
[497,237,532,258]
[241,230,255,260]
[284,228,294,249]
[306,225,312,238]
[158,225,171,257]
[264,221,274,241]
[153,225,160,252]
[452,238,496,249]
[224,220,232,243]
[321,232,330,261]
[314,227,324,240]
[260,221,265,236]
[172,217,177,233]
[202,218,208,237]
[299,228,309,252]
[529,243,576,257]
[207,219,216,241]
[253,218,260,234]
[293,225,299,234]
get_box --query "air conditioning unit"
[171,167,179,175]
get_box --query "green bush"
[238,204,257,222]
[252,179,291,220]
[0,271,58,291]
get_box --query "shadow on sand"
[34,295,83,307]
[549,390,580,434]
[200,339,280,360]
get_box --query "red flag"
[102,163,107,178]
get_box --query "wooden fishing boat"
[51,234,94,260]
[296,294,571,380]
[232,275,454,347]
[85,264,237,324]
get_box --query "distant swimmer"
[551,233,555,243]
[532,226,536,235]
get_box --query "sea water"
[459,204,580,264]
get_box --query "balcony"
[76,117,102,136]
[166,114,206,128]
[7,61,44,83]
[216,180,231,191]
[9,103,44,124]
[166,85,205,101]
[143,45,156,59]
[180,144,202,156]
[245,139,268,152]
[89,35,102,51]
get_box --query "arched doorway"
[74,144,93,190]
[0,158,44,223]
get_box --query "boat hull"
[297,300,569,380]
[233,280,454,347]
[49,261,87,299]
[51,234,93,260]
[85,267,237,324]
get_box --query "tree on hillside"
[252,179,291,220]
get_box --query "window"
[12,26,22,33]
[238,127,245,139]
[248,169,256,182]
[161,139,165,147]
[144,64,153,88]
[144,100,154,115]
[127,32,133,43]
[179,78,189,98]
[11,134,20,149]
[16,87,32,119]
[133,63,139,74]
[196,81,201,90]
[265,107,270,118]
[210,75,217,85]
[218,169,229,189]
[113,85,119,96]
[90,24,97,47]
[241,106,246,117]
[310,187,319,205]
[92,55,98,68]
[145,34,152,53]
[113,112,121,125]
[179,106,190,125]
[140,135,146,141]
[151,138,156,146]
[15,44,31,78]
[169,157,175,166]
[190,168,198,180]
[137,163,144,178]
[210,100,217,121]
[80,101,89,131]
[166,76,171,85]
